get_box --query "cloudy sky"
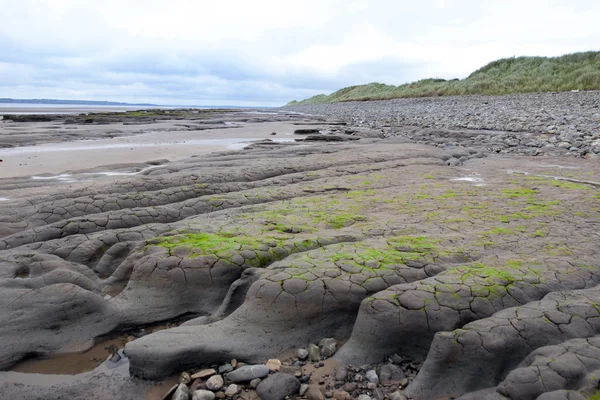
[1,0,599,106]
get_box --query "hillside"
[288,51,600,104]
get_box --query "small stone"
[215,392,226,400]
[224,384,238,397]
[219,364,233,374]
[318,338,337,357]
[231,359,237,368]
[206,375,224,391]
[266,359,282,371]
[308,387,326,400]
[325,391,334,399]
[180,372,192,385]
[365,370,379,385]
[191,369,217,380]
[227,365,269,382]
[379,363,405,385]
[357,395,371,400]
[297,349,309,360]
[256,373,301,400]
[300,375,311,383]
[333,390,350,400]
[335,366,348,381]
[250,378,261,389]
[192,389,216,400]
[389,391,408,400]
[399,378,408,387]
[300,384,309,396]
[172,383,191,400]
[342,383,356,392]
[367,382,377,390]
[190,380,203,391]
[354,374,364,382]
[308,344,321,362]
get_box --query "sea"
[0,103,258,115]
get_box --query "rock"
[206,375,224,391]
[266,359,282,371]
[318,338,337,357]
[333,390,351,400]
[294,129,321,135]
[256,373,301,400]
[180,372,192,385]
[389,391,408,400]
[308,344,321,362]
[250,378,261,389]
[342,382,356,392]
[224,384,239,397]
[379,363,405,385]
[162,384,178,400]
[218,364,233,374]
[192,390,216,400]
[172,383,191,400]
[390,354,403,365]
[357,395,371,400]
[307,387,325,400]
[191,369,217,380]
[365,370,379,384]
[297,348,309,360]
[367,382,377,390]
[335,366,348,381]
[300,384,309,396]
[215,392,226,400]
[227,365,270,382]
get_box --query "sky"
[1,0,599,106]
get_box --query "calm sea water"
[0,103,220,115]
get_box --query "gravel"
[283,91,600,158]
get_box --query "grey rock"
[250,378,262,389]
[227,365,269,382]
[389,391,408,400]
[256,373,301,400]
[224,384,239,397]
[357,395,371,400]
[307,387,326,400]
[300,384,309,396]
[335,366,348,381]
[206,375,224,391]
[319,338,337,357]
[218,364,233,374]
[308,343,321,362]
[379,363,405,385]
[192,390,216,400]
[365,370,379,384]
[173,383,191,400]
[297,348,309,360]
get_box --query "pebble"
[226,365,269,382]
[250,378,261,389]
[206,375,224,391]
[180,372,192,385]
[389,391,408,400]
[308,343,321,362]
[367,383,378,390]
[172,383,190,400]
[224,384,239,397]
[300,384,309,396]
[307,387,326,400]
[357,395,371,400]
[218,364,233,374]
[365,370,379,385]
[297,348,309,360]
[192,389,216,400]
[318,338,337,357]
[191,369,217,380]
[266,358,282,371]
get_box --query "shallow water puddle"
[10,325,169,375]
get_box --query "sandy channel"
[0,121,305,179]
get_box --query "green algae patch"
[153,232,271,257]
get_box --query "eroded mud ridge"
[1,126,600,399]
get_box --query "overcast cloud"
[1,0,599,106]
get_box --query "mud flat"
[0,107,600,400]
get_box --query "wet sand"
[0,121,304,178]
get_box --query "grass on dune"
[288,51,600,104]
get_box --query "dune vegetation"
[288,51,600,104]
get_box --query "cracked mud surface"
[1,112,600,399]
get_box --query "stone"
[333,390,351,400]
[307,387,325,400]
[308,344,321,362]
[297,348,309,360]
[357,395,371,400]
[172,383,191,400]
[161,384,178,400]
[227,365,270,382]
[192,390,216,400]
[250,379,261,389]
[318,338,337,357]
[215,392,226,400]
[379,363,405,385]
[300,384,309,396]
[256,373,301,400]
[206,375,224,391]
[266,359,282,371]
[192,369,217,380]
[219,364,233,374]
[224,384,239,397]
[365,370,379,385]
[367,382,377,390]
[180,372,192,385]
[335,366,348,381]
[389,391,408,400]
[342,382,356,392]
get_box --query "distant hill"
[0,98,157,106]
[288,50,600,104]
